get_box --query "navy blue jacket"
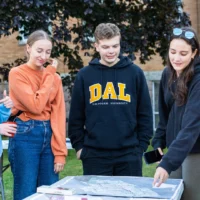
[152,61,200,174]
[68,56,153,153]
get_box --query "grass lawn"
[2,147,157,200]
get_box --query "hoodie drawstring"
[101,68,117,102]
[114,69,117,91]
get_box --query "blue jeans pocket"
[16,124,32,134]
[15,119,33,135]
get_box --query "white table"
[24,176,184,200]
[2,138,72,150]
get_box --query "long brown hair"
[167,27,200,106]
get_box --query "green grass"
[2,147,157,200]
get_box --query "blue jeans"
[8,119,58,200]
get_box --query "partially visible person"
[0,90,17,156]
[152,27,200,200]
[8,30,67,200]
[68,23,153,176]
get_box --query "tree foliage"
[0,0,191,88]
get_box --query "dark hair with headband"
[167,27,200,106]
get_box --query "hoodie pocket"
[86,120,136,149]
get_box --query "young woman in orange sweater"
[8,30,67,200]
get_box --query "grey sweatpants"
[170,153,200,200]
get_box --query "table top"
[24,175,183,200]
[2,138,72,150]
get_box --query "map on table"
[27,176,183,200]
[50,176,182,199]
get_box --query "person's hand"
[158,148,164,155]
[0,90,14,108]
[153,167,169,187]
[54,163,65,173]
[48,58,58,69]
[0,123,17,137]
[156,147,164,164]
[76,149,82,160]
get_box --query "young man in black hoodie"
[68,23,153,176]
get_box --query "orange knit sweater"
[9,64,67,164]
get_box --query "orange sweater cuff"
[54,155,66,164]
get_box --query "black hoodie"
[68,56,153,154]
[152,59,200,174]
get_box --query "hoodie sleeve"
[158,80,200,174]
[50,76,67,164]
[68,72,85,152]
[152,69,169,150]
[136,68,153,152]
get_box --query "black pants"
[80,147,142,176]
